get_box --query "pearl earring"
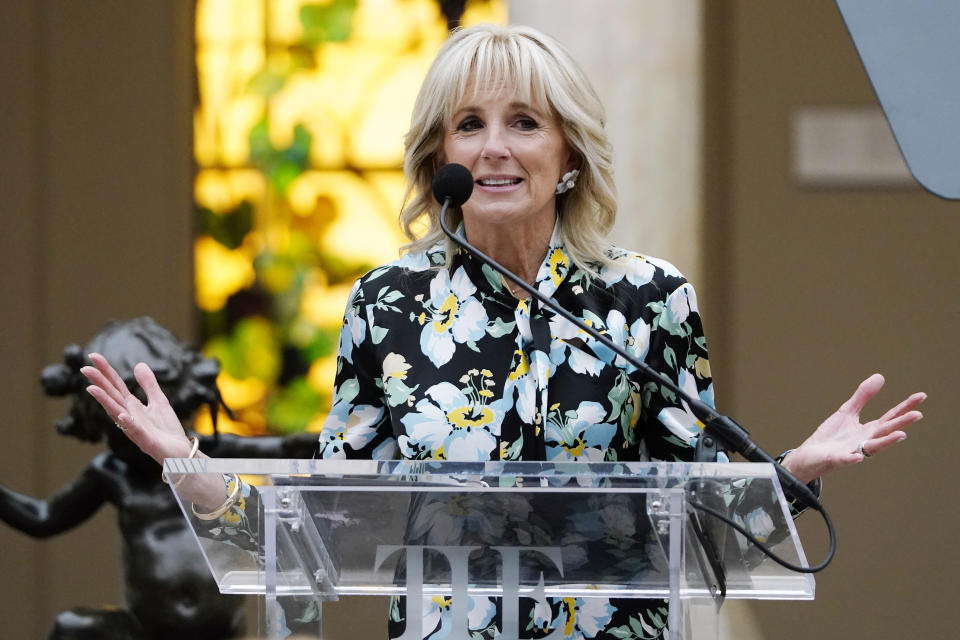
[555,169,579,195]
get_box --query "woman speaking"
[83,23,924,639]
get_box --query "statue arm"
[202,432,319,459]
[0,459,107,538]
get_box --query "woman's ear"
[564,148,581,175]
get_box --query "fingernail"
[899,434,908,442]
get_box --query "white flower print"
[337,284,366,365]
[549,314,606,377]
[599,253,656,289]
[657,367,714,445]
[649,281,699,337]
[381,352,419,407]
[544,401,617,461]
[398,377,508,460]
[318,402,382,458]
[395,250,433,271]
[419,594,497,638]
[548,598,617,639]
[743,507,776,543]
[418,267,488,367]
[503,348,537,424]
[666,283,696,326]
[550,309,648,375]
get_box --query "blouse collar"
[450,219,572,306]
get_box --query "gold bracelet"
[161,436,200,487]
[191,473,242,521]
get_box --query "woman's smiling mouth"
[476,176,523,188]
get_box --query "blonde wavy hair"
[398,24,618,273]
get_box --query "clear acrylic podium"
[165,459,814,639]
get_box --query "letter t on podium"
[375,545,477,640]
[495,546,566,640]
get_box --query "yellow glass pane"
[301,280,356,328]
[194,235,256,311]
[351,0,447,45]
[267,0,308,43]
[195,0,508,435]
[195,169,266,214]
[196,0,265,44]
[462,0,508,26]
[348,52,438,167]
[286,170,407,266]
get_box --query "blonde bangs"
[440,31,552,126]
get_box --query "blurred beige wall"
[0,2,194,637]
[702,2,958,639]
[1,1,956,639]
[512,0,705,286]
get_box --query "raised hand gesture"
[781,374,925,484]
[82,353,194,465]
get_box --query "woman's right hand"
[82,353,232,513]
[81,353,193,466]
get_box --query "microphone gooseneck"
[430,165,819,507]
[429,163,835,574]
[429,163,835,573]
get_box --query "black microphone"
[430,164,821,511]
[432,162,474,208]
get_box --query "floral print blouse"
[319,229,712,467]
[315,224,715,639]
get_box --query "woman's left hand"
[780,373,925,485]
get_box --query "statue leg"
[47,607,144,640]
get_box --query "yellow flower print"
[549,248,570,286]
[221,478,246,525]
[563,598,577,636]
[450,369,498,423]
[544,401,615,462]
[417,266,490,367]
[222,500,245,525]
[382,352,411,380]
[446,405,495,429]
[628,388,642,429]
[563,438,586,457]
[432,293,459,333]
[509,350,529,381]
[694,356,711,380]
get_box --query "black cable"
[688,497,836,573]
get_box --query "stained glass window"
[193,0,507,436]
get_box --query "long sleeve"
[318,278,397,460]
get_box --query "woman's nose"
[480,126,510,159]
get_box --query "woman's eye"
[456,117,482,132]
[515,117,539,130]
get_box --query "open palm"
[782,374,924,484]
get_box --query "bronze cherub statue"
[0,318,317,639]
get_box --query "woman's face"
[439,83,575,236]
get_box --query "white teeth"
[479,178,520,186]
